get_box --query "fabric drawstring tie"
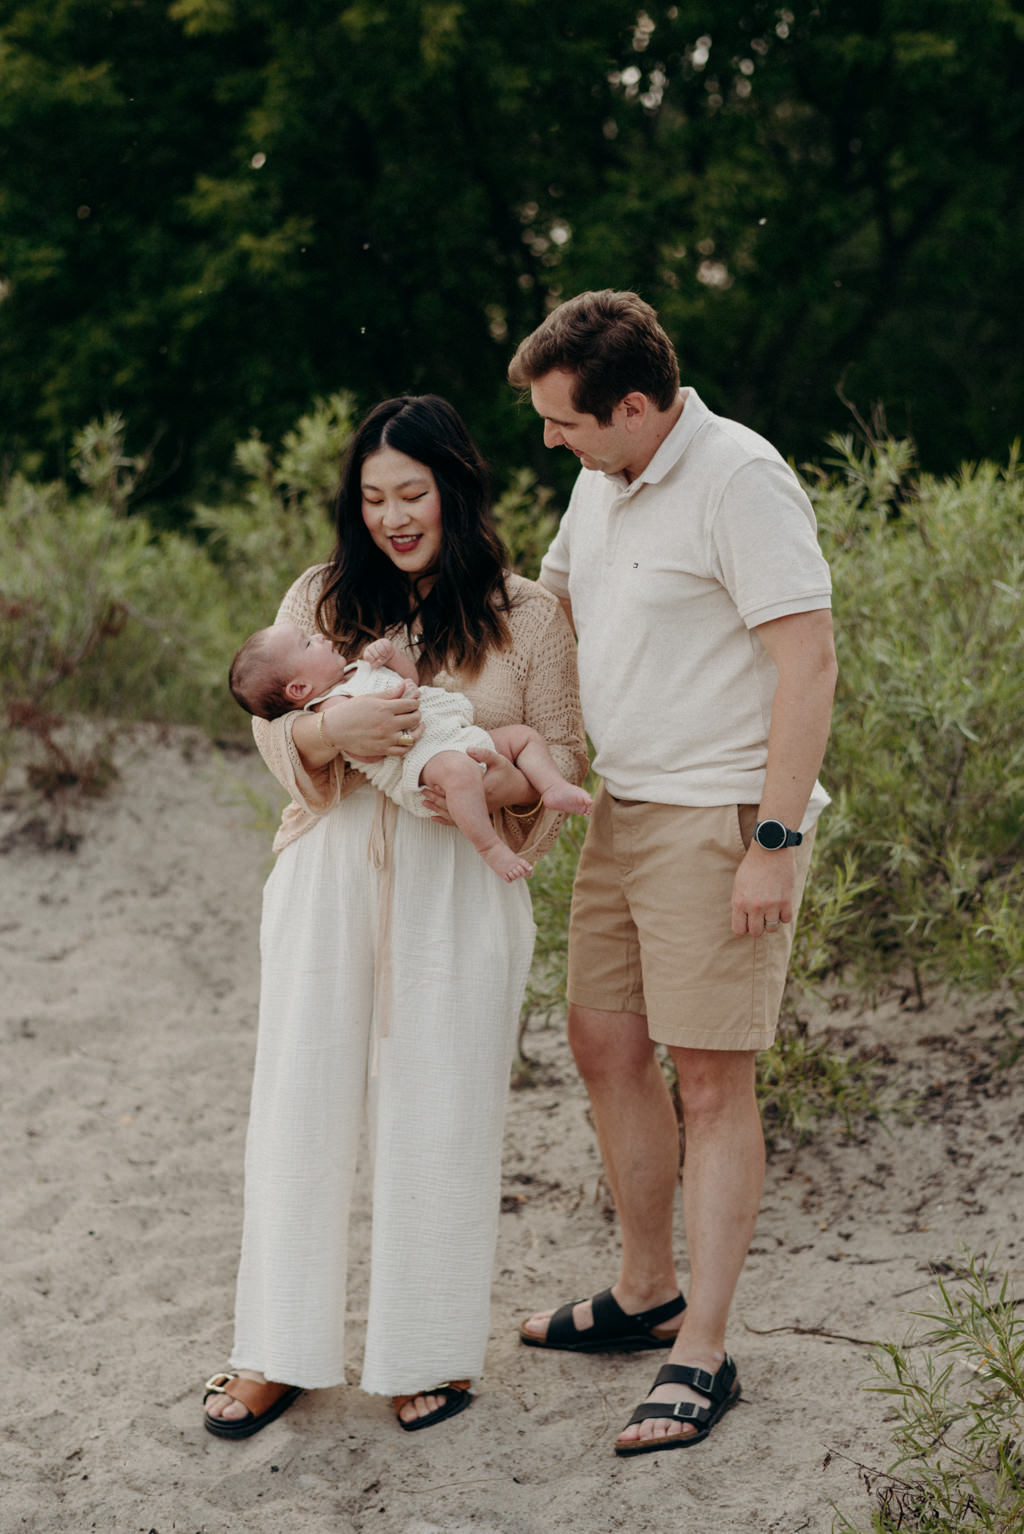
[367,791,398,1075]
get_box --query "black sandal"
[203,1372,303,1439]
[519,1287,686,1353]
[614,1356,740,1456]
[393,1380,473,1432]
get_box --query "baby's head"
[229,623,347,719]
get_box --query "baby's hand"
[363,638,397,669]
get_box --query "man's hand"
[731,843,795,937]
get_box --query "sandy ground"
[2,726,1022,1534]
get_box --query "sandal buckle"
[204,1372,237,1393]
[672,1400,700,1420]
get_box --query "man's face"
[529,369,632,476]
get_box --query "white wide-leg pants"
[230,786,535,1395]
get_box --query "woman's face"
[361,446,443,583]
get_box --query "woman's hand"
[294,681,422,769]
[331,682,423,761]
[421,746,531,824]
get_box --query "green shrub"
[833,1253,1024,1533]
[0,415,243,764]
[794,437,1024,1028]
[194,391,356,629]
[0,400,356,776]
[492,468,561,581]
[755,1020,897,1149]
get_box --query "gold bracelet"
[315,710,329,745]
[505,797,544,820]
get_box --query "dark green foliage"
[1,2,1021,515]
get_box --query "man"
[507,290,836,1456]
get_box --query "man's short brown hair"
[507,290,680,425]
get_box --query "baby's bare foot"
[481,842,534,881]
[542,783,593,816]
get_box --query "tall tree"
[1,1,1021,511]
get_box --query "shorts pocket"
[735,803,759,853]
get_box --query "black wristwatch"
[753,819,803,851]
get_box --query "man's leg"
[614,1044,763,1446]
[520,1003,683,1339]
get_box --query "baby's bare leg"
[489,725,592,816]
[421,751,532,882]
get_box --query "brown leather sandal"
[392,1379,473,1432]
[203,1372,303,1439]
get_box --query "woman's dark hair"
[315,395,513,678]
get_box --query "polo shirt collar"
[603,388,709,497]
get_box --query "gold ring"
[396,729,415,747]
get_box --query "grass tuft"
[833,1252,1024,1533]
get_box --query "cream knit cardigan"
[252,566,589,863]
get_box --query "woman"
[203,396,587,1436]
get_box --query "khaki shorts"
[566,785,816,1051]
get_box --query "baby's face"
[271,624,348,697]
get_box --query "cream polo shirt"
[538,388,832,816]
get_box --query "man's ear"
[285,677,313,704]
[617,392,651,430]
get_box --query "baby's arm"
[363,637,419,684]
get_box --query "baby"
[230,623,591,881]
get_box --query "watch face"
[756,820,787,850]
